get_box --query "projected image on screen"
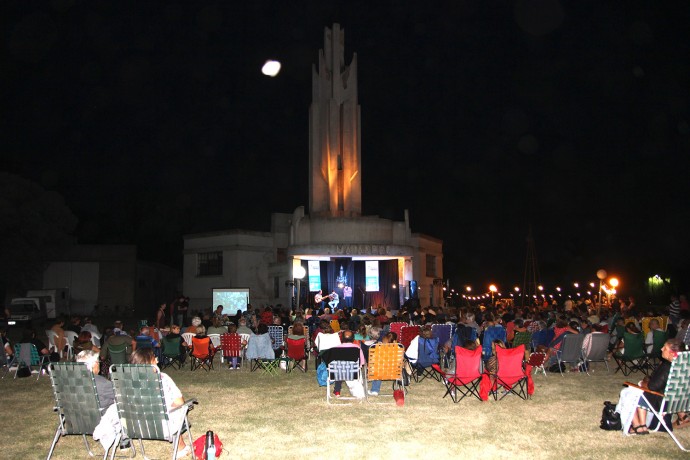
[212,288,250,315]
[365,261,380,292]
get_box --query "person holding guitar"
[315,290,325,311]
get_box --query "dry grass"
[1,359,688,460]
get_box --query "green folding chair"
[613,332,649,376]
[625,351,690,451]
[511,331,533,350]
[109,364,196,460]
[47,362,126,460]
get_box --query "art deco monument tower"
[309,24,362,218]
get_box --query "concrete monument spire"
[309,24,362,218]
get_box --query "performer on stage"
[328,290,340,310]
[343,284,353,310]
[315,290,325,311]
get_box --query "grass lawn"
[1,359,688,460]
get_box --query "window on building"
[426,254,436,277]
[276,248,286,263]
[197,251,223,276]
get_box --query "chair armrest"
[623,382,665,398]
[170,398,198,414]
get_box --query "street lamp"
[489,284,497,306]
[293,265,306,311]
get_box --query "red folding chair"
[190,336,216,371]
[220,333,243,369]
[492,344,530,400]
[400,326,420,351]
[433,346,485,402]
[285,337,307,372]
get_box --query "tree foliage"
[0,172,77,299]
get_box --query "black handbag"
[600,401,622,430]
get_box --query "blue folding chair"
[482,326,507,361]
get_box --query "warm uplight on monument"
[262,60,281,77]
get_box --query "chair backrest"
[622,332,645,359]
[191,336,212,358]
[662,351,690,414]
[531,328,554,349]
[417,337,440,367]
[208,334,221,349]
[135,336,154,350]
[90,332,102,347]
[64,331,79,348]
[245,333,274,360]
[286,337,306,360]
[161,336,182,359]
[527,351,546,367]
[330,319,341,333]
[400,326,420,350]
[48,362,102,435]
[15,342,40,366]
[220,333,242,358]
[107,342,129,365]
[389,322,407,339]
[651,330,668,355]
[367,343,405,381]
[45,330,58,352]
[431,324,452,346]
[326,349,361,382]
[496,344,526,379]
[482,326,507,359]
[110,364,171,441]
[558,333,585,363]
[240,333,251,346]
[512,331,532,349]
[181,333,194,347]
[454,345,482,380]
[583,333,610,361]
[454,324,477,347]
[268,326,284,351]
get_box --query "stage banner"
[365,260,380,292]
[308,260,321,292]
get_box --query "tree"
[0,172,77,300]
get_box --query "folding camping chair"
[322,347,363,404]
[624,351,690,451]
[555,333,585,376]
[400,326,420,351]
[366,343,406,401]
[109,364,196,460]
[389,322,407,340]
[246,333,279,375]
[268,325,284,357]
[14,342,48,380]
[482,325,507,361]
[613,332,649,376]
[220,333,243,369]
[160,336,184,370]
[511,331,533,350]
[581,333,610,375]
[190,336,216,372]
[433,346,484,402]
[432,324,452,367]
[413,337,440,382]
[47,362,125,460]
[492,344,530,400]
[285,337,308,372]
[646,329,668,370]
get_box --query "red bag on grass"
[192,433,223,459]
[394,389,405,406]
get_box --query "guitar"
[315,293,323,303]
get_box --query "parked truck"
[6,288,70,326]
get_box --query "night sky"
[2,1,689,295]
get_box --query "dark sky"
[2,1,689,294]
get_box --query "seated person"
[622,338,683,434]
[132,326,160,351]
[645,319,662,354]
[50,318,68,356]
[162,324,187,364]
[485,339,506,381]
[207,317,228,336]
[323,330,365,398]
[80,317,101,337]
[184,316,202,335]
[74,331,100,355]
[99,322,133,361]
[76,350,114,409]
[0,327,13,363]
[314,323,341,355]
[245,323,275,361]
[236,317,253,336]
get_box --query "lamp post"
[293,265,306,312]
[596,269,607,316]
[489,285,497,306]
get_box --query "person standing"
[343,285,353,311]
